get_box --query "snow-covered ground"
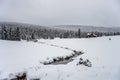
[0,36,120,80]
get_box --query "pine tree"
[78,28,81,38]
[8,27,12,40]
[15,27,21,41]
[31,32,35,40]
[1,26,8,40]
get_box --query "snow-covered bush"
[77,58,92,67]
[10,72,27,80]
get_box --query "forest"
[0,22,120,41]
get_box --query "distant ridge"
[0,22,120,33]
[54,25,120,33]
[0,22,48,28]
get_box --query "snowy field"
[0,36,120,80]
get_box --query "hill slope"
[54,25,120,32]
[1,22,120,33]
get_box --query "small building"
[86,33,97,38]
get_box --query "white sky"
[0,0,120,27]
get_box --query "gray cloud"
[0,0,120,27]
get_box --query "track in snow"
[38,41,84,65]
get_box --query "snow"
[0,36,120,80]
[0,40,72,79]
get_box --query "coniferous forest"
[0,22,120,41]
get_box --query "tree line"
[0,24,79,41]
[0,26,20,41]
[0,23,120,41]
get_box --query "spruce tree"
[1,26,7,40]
[15,27,21,41]
[8,27,12,40]
[78,28,81,38]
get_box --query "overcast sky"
[0,0,120,27]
